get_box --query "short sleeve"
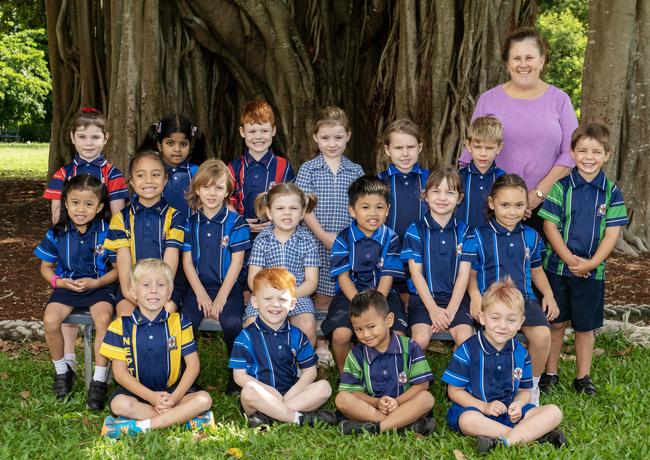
[43,167,67,200]
[330,230,351,277]
[406,339,433,385]
[553,90,579,168]
[338,349,365,393]
[380,232,405,279]
[283,161,296,183]
[538,181,564,227]
[105,164,129,201]
[461,231,479,264]
[606,184,629,227]
[295,329,318,369]
[34,229,59,263]
[441,342,472,388]
[99,318,127,362]
[103,212,131,252]
[179,314,197,356]
[248,234,268,267]
[295,163,313,193]
[182,220,193,253]
[229,330,253,370]
[302,232,320,267]
[530,230,544,268]
[229,215,252,252]
[401,223,423,263]
[164,209,185,249]
[518,344,533,390]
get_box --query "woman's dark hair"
[501,27,548,63]
[486,173,528,220]
[137,113,206,164]
[54,174,110,235]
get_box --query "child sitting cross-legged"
[99,259,214,438]
[229,267,336,428]
[442,277,566,454]
[335,290,435,435]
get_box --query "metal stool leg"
[83,323,94,390]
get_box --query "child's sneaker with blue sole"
[101,416,143,438]
[185,410,216,431]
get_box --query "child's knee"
[193,391,213,411]
[334,391,354,410]
[417,390,435,410]
[551,321,569,331]
[43,310,64,331]
[314,380,332,398]
[331,328,352,345]
[545,403,563,424]
[110,395,133,415]
[525,326,551,345]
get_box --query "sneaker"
[538,429,568,448]
[476,436,500,454]
[185,410,216,431]
[86,380,108,411]
[52,364,76,400]
[316,348,335,368]
[530,385,540,406]
[573,375,596,395]
[247,412,275,428]
[402,417,436,435]
[299,410,337,426]
[339,420,380,435]
[539,373,559,393]
[101,416,142,438]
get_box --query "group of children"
[34,99,627,452]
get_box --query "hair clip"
[191,125,198,137]
[81,106,99,113]
[157,122,162,134]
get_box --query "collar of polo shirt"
[476,329,514,355]
[488,218,524,235]
[73,153,106,167]
[197,206,228,224]
[363,332,403,363]
[386,163,427,176]
[254,316,291,334]
[423,213,457,231]
[131,197,168,215]
[66,218,106,235]
[569,169,606,190]
[350,220,386,243]
[468,160,497,175]
[166,160,191,172]
[132,307,169,324]
[244,149,275,168]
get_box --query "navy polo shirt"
[455,161,506,229]
[401,214,471,299]
[377,163,429,240]
[229,317,317,394]
[442,330,532,406]
[100,309,197,391]
[462,219,544,299]
[330,221,405,292]
[183,207,251,286]
[104,197,185,263]
[164,160,198,220]
[34,219,111,279]
[228,149,295,220]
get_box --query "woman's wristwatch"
[535,188,545,199]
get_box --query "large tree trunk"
[581,0,650,255]
[45,0,533,176]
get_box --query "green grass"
[1,333,649,459]
[0,142,49,179]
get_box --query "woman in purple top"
[459,27,579,236]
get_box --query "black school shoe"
[299,410,337,427]
[538,429,568,448]
[401,417,436,435]
[573,375,596,395]
[476,436,500,454]
[339,420,380,435]
[247,412,275,428]
[52,364,76,400]
[86,380,108,411]
[539,372,560,393]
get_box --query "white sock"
[136,419,151,431]
[93,366,109,382]
[64,353,77,372]
[532,376,540,389]
[293,411,302,424]
[53,358,68,375]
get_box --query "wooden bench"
[64,311,526,389]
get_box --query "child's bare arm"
[295,266,318,299]
[408,260,447,329]
[213,251,245,319]
[531,266,559,320]
[447,261,471,314]
[376,275,393,298]
[109,199,126,215]
[167,351,201,406]
[283,366,317,401]
[116,247,136,303]
[448,385,506,417]
[112,359,165,406]
[395,381,430,406]
[338,272,358,301]
[51,199,61,224]
[162,247,179,278]
[233,368,277,393]
[247,265,263,292]
[468,270,482,319]
[75,268,118,291]
[345,390,381,409]
[543,220,578,266]
[183,251,211,312]
[585,226,621,270]
[303,213,336,249]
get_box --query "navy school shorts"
[447,401,537,433]
[522,298,550,328]
[320,291,408,338]
[181,281,245,336]
[546,271,605,332]
[407,294,474,329]
[48,285,116,309]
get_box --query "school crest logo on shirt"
[167,336,177,351]
[94,244,105,256]
[512,367,523,381]
[598,204,607,216]
[221,235,230,248]
[377,257,384,269]
[398,372,408,384]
